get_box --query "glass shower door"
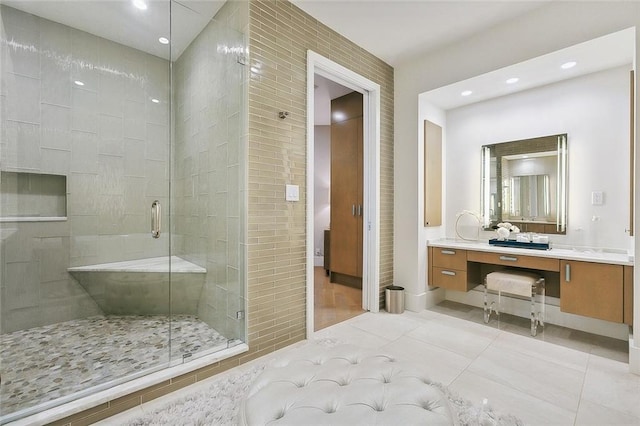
[0,1,173,421]
[169,0,247,363]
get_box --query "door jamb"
[306,50,381,338]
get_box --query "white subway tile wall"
[0,4,170,331]
[173,0,247,341]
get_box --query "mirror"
[481,134,567,234]
[510,174,550,218]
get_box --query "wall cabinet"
[330,92,363,283]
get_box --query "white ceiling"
[423,28,635,111]
[290,0,553,67]
[0,0,224,60]
[2,0,634,110]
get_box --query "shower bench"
[68,256,206,315]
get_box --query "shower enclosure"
[0,0,247,422]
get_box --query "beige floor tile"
[491,331,590,373]
[581,354,640,419]
[380,335,473,386]
[347,311,424,341]
[467,344,585,411]
[313,320,392,349]
[449,370,576,425]
[575,399,640,425]
[406,320,497,359]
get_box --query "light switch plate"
[285,184,299,201]
[591,191,604,205]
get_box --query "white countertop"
[428,239,634,266]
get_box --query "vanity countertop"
[428,239,634,266]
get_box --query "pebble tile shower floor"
[0,315,228,416]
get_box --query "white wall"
[393,1,640,373]
[446,66,631,250]
[314,126,331,258]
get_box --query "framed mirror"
[481,134,568,234]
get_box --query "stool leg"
[530,279,546,337]
[539,280,545,327]
[483,283,491,323]
[530,285,537,336]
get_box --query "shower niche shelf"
[0,171,67,222]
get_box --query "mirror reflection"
[482,134,567,234]
[510,174,550,219]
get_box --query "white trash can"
[385,285,405,314]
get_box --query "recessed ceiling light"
[461,90,473,97]
[151,98,160,104]
[158,37,169,45]
[561,61,577,69]
[506,77,519,84]
[133,0,148,10]
[74,80,85,86]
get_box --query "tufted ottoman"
[238,344,454,425]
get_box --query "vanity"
[428,240,634,326]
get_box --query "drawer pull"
[441,250,456,255]
[441,270,456,276]
[499,255,518,262]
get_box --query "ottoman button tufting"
[239,345,455,425]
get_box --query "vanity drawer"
[432,267,470,292]
[432,248,467,270]
[467,250,560,272]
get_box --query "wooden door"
[330,92,363,280]
[330,118,359,277]
[560,260,623,323]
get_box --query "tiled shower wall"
[244,0,394,358]
[0,5,170,332]
[173,0,247,340]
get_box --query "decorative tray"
[488,238,551,251]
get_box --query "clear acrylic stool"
[483,270,545,336]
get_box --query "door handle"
[352,204,356,216]
[151,200,161,239]
[357,204,362,216]
[565,263,571,282]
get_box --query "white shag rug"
[125,340,522,426]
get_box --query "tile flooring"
[93,305,640,425]
[0,315,228,418]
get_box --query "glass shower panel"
[170,0,246,361]
[0,2,172,421]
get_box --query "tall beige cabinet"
[330,92,364,287]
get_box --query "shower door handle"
[151,200,161,239]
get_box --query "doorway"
[305,51,381,337]
[313,77,364,330]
